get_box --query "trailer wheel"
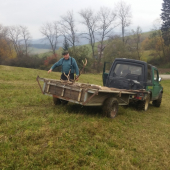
[53,97,68,105]
[137,95,150,111]
[103,98,118,118]
[152,93,162,107]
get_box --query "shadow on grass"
[54,103,132,118]
[53,101,155,119]
[53,103,105,118]
[66,104,104,118]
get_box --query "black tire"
[152,93,162,107]
[53,97,68,105]
[137,95,150,111]
[102,97,118,118]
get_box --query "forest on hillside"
[0,0,170,73]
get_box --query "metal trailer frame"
[37,76,149,107]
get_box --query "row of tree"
[0,0,134,72]
[40,1,132,71]
[0,25,31,63]
[1,0,170,72]
[40,0,170,67]
[39,1,133,72]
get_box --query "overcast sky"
[0,0,163,39]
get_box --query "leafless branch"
[59,11,79,50]
[96,7,118,72]
[40,22,60,57]
[79,9,98,58]
[19,26,32,56]
[115,0,132,44]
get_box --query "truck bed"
[37,76,149,106]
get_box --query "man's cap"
[62,51,69,56]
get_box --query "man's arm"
[48,58,63,73]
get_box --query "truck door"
[103,62,112,86]
[152,68,161,100]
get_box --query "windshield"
[111,63,143,80]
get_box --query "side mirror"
[159,77,162,82]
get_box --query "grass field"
[0,65,170,170]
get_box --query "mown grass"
[0,65,170,170]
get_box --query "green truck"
[37,58,163,118]
[103,58,163,111]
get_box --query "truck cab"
[103,58,163,105]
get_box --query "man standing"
[48,51,79,80]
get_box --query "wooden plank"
[48,85,80,101]
[78,89,82,101]
[61,88,65,96]
[46,81,50,93]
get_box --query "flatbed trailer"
[37,76,150,118]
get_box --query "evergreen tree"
[62,37,69,51]
[161,0,170,45]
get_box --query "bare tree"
[0,25,8,39]
[59,11,78,51]
[20,26,31,57]
[40,22,60,57]
[0,25,12,61]
[115,0,132,44]
[79,9,98,58]
[8,26,31,57]
[3,27,16,58]
[97,7,117,72]
[8,26,22,57]
[0,25,9,53]
[132,26,143,60]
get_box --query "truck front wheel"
[137,95,150,111]
[103,98,118,118]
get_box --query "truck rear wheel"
[137,95,150,111]
[152,93,162,107]
[103,97,118,118]
[53,97,68,105]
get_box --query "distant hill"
[29,31,151,54]
[29,47,51,54]
[30,44,53,50]
[30,32,119,48]
[31,34,90,47]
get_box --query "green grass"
[0,65,170,170]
